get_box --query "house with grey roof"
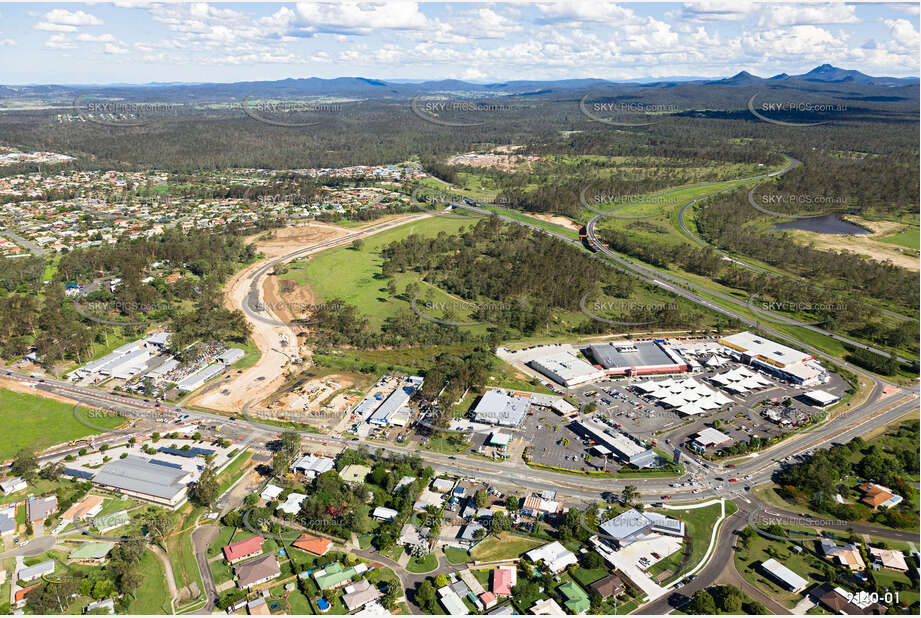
[234,554,281,589]
[0,512,15,536]
[18,560,55,582]
[28,496,58,523]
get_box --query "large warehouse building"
[571,419,658,468]
[91,455,191,507]
[529,352,606,387]
[472,389,531,426]
[586,340,689,377]
[719,332,822,385]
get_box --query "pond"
[771,214,870,235]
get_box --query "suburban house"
[234,554,281,589]
[492,565,516,596]
[259,484,283,502]
[458,521,486,547]
[530,598,567,615]
[558,580,590,614]
[590,574,625,598]
[0,477,27,495]
[276,493,307,516]
[18,560,55,582]
[342,579,382,612]
[868,547,908,572]
[814,584,887,615]
[223,535,265,564]
[313,562,368,590]
[438,585,467,615]
[27,496,58,523]
[525,541,579,573]
[759,558,808,593]
[84,598,116,614]
[290,454,335,478]
[857,483,903,509]
[372,506,398,522]
[292,533,333,556]
[820,539,866,571]
[69,541,116,564]
[14,584,41,608]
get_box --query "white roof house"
[438,586,468,615]
[290,454,335,478]
[0,477,27,495]
[525,541,578,573]
[277,493,307,516]
[372,507,399,521]
[760,558,808,592]
[260,484,284,501]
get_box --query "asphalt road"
[191,524,220,613]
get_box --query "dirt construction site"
[256,373,368,432]
[188,215,430,416]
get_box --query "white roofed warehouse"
[528,351,605,387]
[472,389,531,426]
[719,331,822,385]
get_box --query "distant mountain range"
[0,65,917,104]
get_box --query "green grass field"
[650,500,734,583]
[470,534,544,562]
[878,227,920,249]
[0,389,125,459]
[406,553,439,573]
[128,549,173,614]
[294,216,480,329]
[443,545,471,564]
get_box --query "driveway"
[0,534,56,559]
[191,524,220,613]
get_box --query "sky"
[0,1,919,85]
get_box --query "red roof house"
[223,535,265,564]
[492,566,514,596]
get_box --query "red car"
[728,478,738,483]
[660,495,671,499]
[727,464,736,468]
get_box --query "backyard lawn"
[470,534,545,562]
[443,545,471,564]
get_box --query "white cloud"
[462,67,487,81]
[757,3,860,27]
[104,42,129,54]
[537,2,641,24]
[77,33,118,43]
[35,23,78,33]
[295,2,428,33]
[0,38,15,47]
[882,18,920,49]
[679,1,751,22]
[42,9,103,26]
[44,34,76,50]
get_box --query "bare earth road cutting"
[190,214,431,413]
